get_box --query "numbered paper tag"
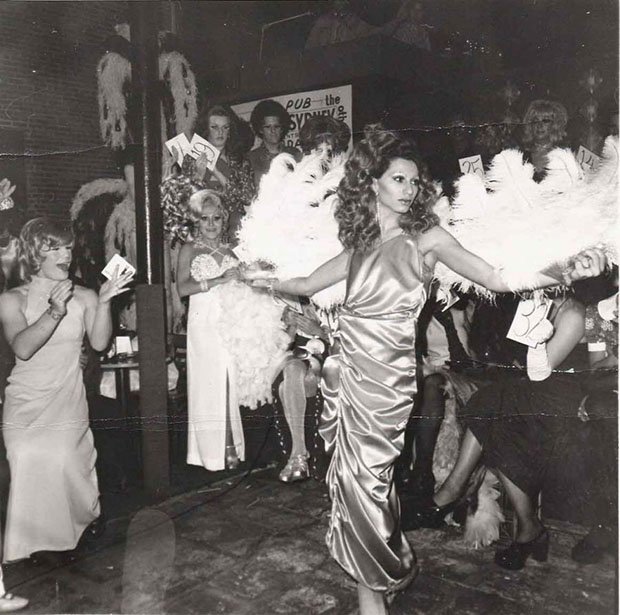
[576,145,602,173]
[188,134,220,170]
[506,296,552,347]
[102,253,136,280]
[165,133,191,166]
[436,287,461,312]
[458,154,485,179]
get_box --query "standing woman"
[176,189,245,471]
[188,105,255,245]
[0,218,132,563]
[248,126,605,614]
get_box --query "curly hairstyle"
[250,99,292,138]
[18,217,74,282]
[187,189,228,240]
[299,115,351,155]
[195,104,250,162]
[521,99,568,149]
[335,124,439,252]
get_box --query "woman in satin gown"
[249,126,605,614]
[0,218,132,565]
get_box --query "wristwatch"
[46,307,65,321]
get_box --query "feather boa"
[70,178,127,221]
[236,152,346,309]
[428,364,504,548]
[210,281,291,409]
[434,137,619,296]
[159,51,197,138]
[97,51,131,149]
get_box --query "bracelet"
[199,279,209,292]
[46,307,65,321]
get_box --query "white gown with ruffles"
[186,252,245,470]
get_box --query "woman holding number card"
[246,125,606,614]
[180,105,255,246]
[0,218,133,564]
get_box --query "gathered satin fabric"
[319,234,427,591]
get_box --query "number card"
[102,253,136,280]
[164,133,191,166]
[506,296,552,347]
[576,145,602,173]
[188,134,220,171]
[458,155,485,179]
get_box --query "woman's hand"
[193,152,210,182]
[212,166,228,188]
[49,279,74,316]
[288,312,325,338]
[221,267,240,283]
[562,248,607,284]
[99,267,134,304]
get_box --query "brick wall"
[0,1,128,219]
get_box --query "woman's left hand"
[99,266,135,304]
[562,248,607,284]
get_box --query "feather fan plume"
[434,137,618,296]
[236,152,346,309]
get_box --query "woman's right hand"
[221,267,240,283]
[48,279,73,316]
[193,152,210,182]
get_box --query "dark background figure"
[298,115,352,157]
[247,99,302,187]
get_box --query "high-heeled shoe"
[494,528,549,570]
[225,445,239,470]
[279,453,309,483]
[401,495,463,531]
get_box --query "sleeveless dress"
[3,277,99,562]
[320,233,428,592]
[186,251,245,470]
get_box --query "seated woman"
[176,189,245,471]
[411,292,591,570]
[0,218,131,563]
[274,302,331,482]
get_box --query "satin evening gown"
[320,233,428,592]
[3,277,99,562]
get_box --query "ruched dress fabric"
[3,277,99,562]
[186,252,245,471]
[320,234,427,591]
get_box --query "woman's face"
[531,112,555,145]
[261,115,284,147]
[312,139,334,159]
[38,242,73,280]
[374,158,420,217]
[197,203,224,242]
[207,115,231,151]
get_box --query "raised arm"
[421,226,606,292]
[262,250,349,297]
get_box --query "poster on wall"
[232,84,353,152]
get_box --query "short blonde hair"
[522,99,568,149]
[187,189,228,238]
[19,217,74,281]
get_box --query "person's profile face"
[261,115,284,146]
[207,115,231,151]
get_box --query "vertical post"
[130,1,170,496]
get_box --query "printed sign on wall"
[232,84,353,151]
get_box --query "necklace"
[193,238,227,258]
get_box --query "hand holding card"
[99,255,135,304]
[102,254,136,280]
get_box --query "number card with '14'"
[506,296,552,347]
[458,154,485,179]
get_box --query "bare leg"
[357,584,387,615]
[224,373,238,467]
[433,428,483,506]
[280,359,308,458]
[497,470,543,542]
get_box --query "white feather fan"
[434,137,618,296]
[236,152,347,309]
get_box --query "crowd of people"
[0,90,616,614]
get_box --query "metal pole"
[130,0,170,496]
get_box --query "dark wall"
[0,1,127,219]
